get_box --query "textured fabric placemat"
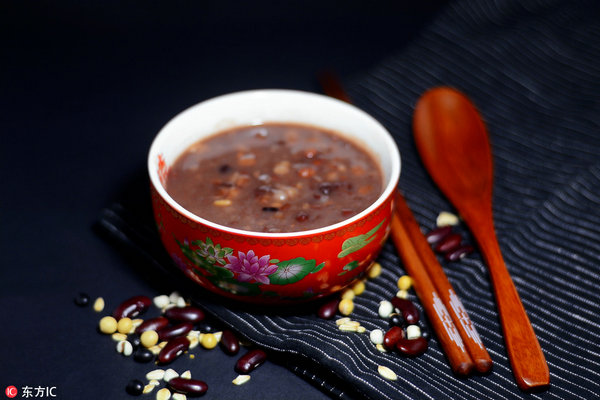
[98,0,600,398]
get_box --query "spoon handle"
[466,210,550,391]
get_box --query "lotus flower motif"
[224,250,278,284]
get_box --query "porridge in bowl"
[165,122,383,233]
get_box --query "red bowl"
[148,90,400,303]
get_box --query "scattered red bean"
[395,337,428,357]
[158,336,190,364]
[425,226,452,244]
[219,329,240,356]
[390,297,420,325]
[157,322,194,342]
[112,295,152,320]
[235,349,267,374]
[444,244,475,262]
[317,298,340,320]
[135,316,169,334]
[383,326,404,350]
[164,305,205,323]
[168,377,208,396]
[427,223,475,262]
[434,233,462,253]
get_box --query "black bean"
[262,207,279,212]
[74,292,90,307]
[388,313,405,328]
[417,320,431,340]
[219,164,231,173]
[132,347,154,363]
[196,320,219,333]
[235,349,267,374]
[130,335,142,349]
[125,379,144,396]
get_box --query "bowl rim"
[148,89,401,238]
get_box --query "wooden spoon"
[413,87,549,391]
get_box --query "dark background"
[1,1,446,399]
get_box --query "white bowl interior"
[148,89,400,236]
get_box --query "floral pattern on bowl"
[151,186,393,302]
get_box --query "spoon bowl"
[413,87,549,391]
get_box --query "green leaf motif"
[269,258,317,285]
[312,262,325,273]
[337,260,359,276]
[205,264,234,279]
[176,237,233,275]
[337,220,385,258]
[343,260,359,271]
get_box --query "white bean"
[378,300,394,318]
[406,324,422,340]
[369,329,384,345]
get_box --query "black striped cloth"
[99,0,600,398]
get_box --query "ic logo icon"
[5,386,18,398]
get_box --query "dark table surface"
[1,1,446,399]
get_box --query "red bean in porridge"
[165,123,383,233]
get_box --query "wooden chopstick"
[395,193,493,374]
[317,70,353,104]
[390,208,475,376]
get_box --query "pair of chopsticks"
[392,194,492,375]
[318,71,492,377]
